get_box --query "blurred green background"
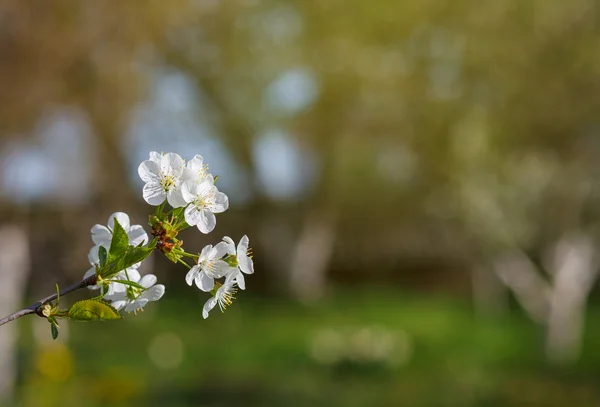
[2,1,600,406]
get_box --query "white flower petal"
[197,210,216,234]
[221,236,236,255]
[186,267,199,286]
[138,160,161,183]
[184,205,203,227]
[88,245,102,265]
[161,153,185,178]
[239,254,254,275]
[234,270,246,290]
[211,242,229,259]
[237,235,250,255]
[91,225,111,246]
[127,225,148,247]
[143,182,167,206]
[141,285,165,302]
[167,187,187,208]
[122,268,141,283]
[182,167,196,182]
[83,268,96,279]
[196,271,214,292]
[108,212,130,231]
[210,260,232,278]
[181,181,198,203]
[149,151,162,162]
[202,297,218,319]
[199,244,213,259]
[125,298,149,313]
[104,287,125,301]
[187,155,204,171]
[211,192,229,213]
[139,274,158,289]
[196,179,214,197]
[111,300,128,311]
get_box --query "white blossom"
[138,152,188,207]
[90,212,148,249]
[185,242,231,292]
[84,212,147,291]
[183,154,211,184]
[203,279,238,319]
[149,151,163,163]
[83,267,141,297]
[181,178,229,234]
[104,273,165,314]
[221,235,254,290]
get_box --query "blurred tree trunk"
[544,234,598,364]
[492,250,550,324]
[491,233,598,364]
[0,224,30,403]
[257,209,296,296]
[289,210,336,303]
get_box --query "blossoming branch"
[0,151,255,339]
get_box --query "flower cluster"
[83,212,164,314]
[186,234,254,318]
[138,152,228,234]
[77,151,253,319]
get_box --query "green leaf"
[68,299,122,322]
[98,246,107,267]
[98,239,156,279]
[170,206,185,220]
[164,250,183,264]
[51,322,58,340]
[108,219,129,260]
[105,279,147,291]
[122,241,155,267]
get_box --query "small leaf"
[98,239,156,279]
[51,323,59,340]
[105,279,147,291]
[98,246,108,267]
[122,242,155,268]
[108,219,129,260]
[68,299,121,322]
[164,250,183,264]
[170,207,185,219]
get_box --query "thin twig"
[0,274,97,327]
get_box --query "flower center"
[214,283,237,312]
[197,164,209,181]
[126,286,142,300]
[160,174,178,191]
[201,259,221,277]
[194,191,215,209]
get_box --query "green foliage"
[50,321,58,340]
[68,299,122,322]
[16,292,600,407]
[98,246,107,267]
[97,219,156,279]
[108,219,129,260]
[105,278,146,292]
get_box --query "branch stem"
[0,274,98,327]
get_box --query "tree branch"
[0,274,97,327]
